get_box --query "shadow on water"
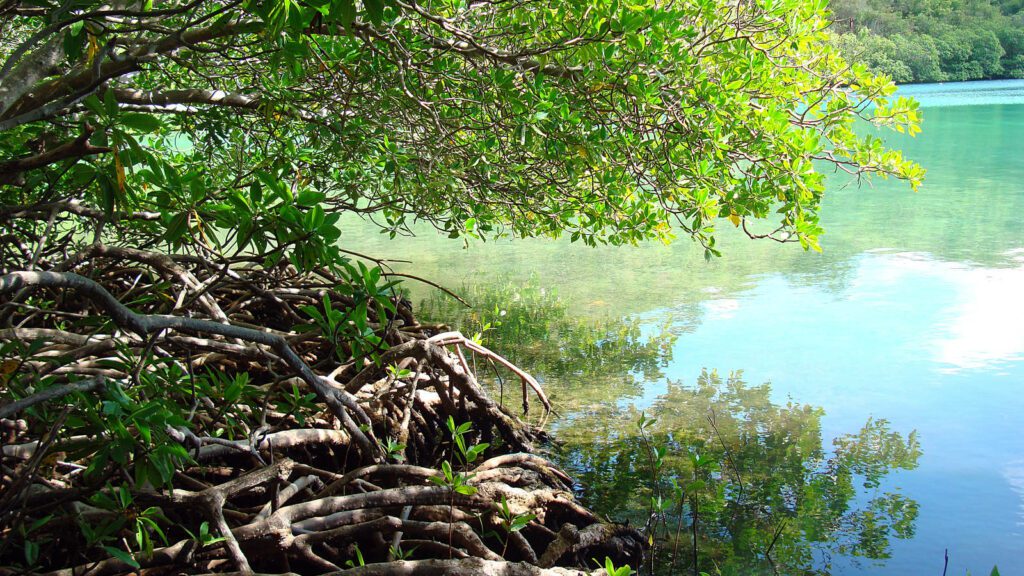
[419,278,922,575]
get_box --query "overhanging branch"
[112,87,342,127]
[0,19,262,125]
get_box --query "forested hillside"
[831,0,1024,82]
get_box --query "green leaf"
[82,94,104,117]
[363,0,383,25]
[334,0,356,27]
[164,213,189,243]
[24,540,38,566]
[117,485,132,509]
[120,112,162,133]
[224,376,245,403]
[296,189,325,207]
[103,87,119,117]
[465,443,489,463]
[63,21,86,62]
[102,546,140,569]
[509,513,535,532]
[27,515,53,534]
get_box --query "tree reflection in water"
[556,370,921,575]
[420,279,920,574]
[418,276,677,409]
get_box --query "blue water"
[640,251,1024,574]
[898,79,1024,108]
[343,79,1024,574]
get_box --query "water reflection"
[420,280,921,574]
[341,86,1024,573]
[418,276,677,410]
[1003,460,1024,530]
[338,98,1024,317]
[926,259,1024,373]
[555,370,922,576]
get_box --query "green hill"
[830,0,1024,82]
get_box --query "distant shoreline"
[895,78,1024,87]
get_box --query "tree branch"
[0,198,161,222]
[0,271,381,461]
[111,87,341,126]
[0,376,107,419]
[0,19,262,124]
[0,125,109,183]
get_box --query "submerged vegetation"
[421,280,924,575]
[419,277,678,407]
[0,0,924,573]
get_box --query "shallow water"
[340,79,1024,574]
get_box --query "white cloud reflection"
[702,298,740,320]
[875,251,1024,373]
[934,264,1024,372]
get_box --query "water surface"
[341,80,1024,574]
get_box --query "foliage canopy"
[1,0,922,265]
[0,0,926,572]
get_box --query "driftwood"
[0,248,643,575]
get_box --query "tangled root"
[0,254,642,575]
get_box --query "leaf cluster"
[1,0,923,272]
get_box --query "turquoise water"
[898,79,1024,108]
[341,80,1024,574]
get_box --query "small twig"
[0,376,107,419]
[707,408,744,503]
[382,272,470,307]
[764,518,787,568]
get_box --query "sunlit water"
[340,80,1024,574]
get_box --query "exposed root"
[0,252,642,575]
[322,557,601,575]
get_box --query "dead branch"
[0,270,379,461]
